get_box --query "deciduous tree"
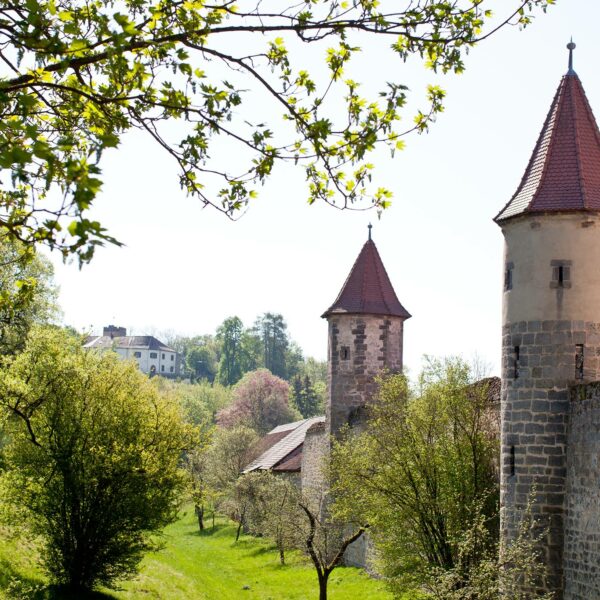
[0,327,196,592]
[217,368,299,434]
[237,470,302,565]
[0,235,58,355]
[205,425,259,540]
[299,495,368,600]
[0,0,552,260]
[331,358,499,594]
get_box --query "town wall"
[564,382,600,600]
[300,422,328,511]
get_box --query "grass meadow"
[0,509,396,600]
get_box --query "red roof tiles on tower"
[322,238,411,319]
[496,68,600,222]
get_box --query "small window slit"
[576,344,584,380]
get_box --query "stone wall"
[344,527,373,569]
[300,422,328,511]
[501,320,600,597]
[564,382,600,600]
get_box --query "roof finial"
[367,222,372,241]
[567,38,576,74]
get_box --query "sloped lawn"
[0,509,395,600]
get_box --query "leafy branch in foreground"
[0,0,553,260]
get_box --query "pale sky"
[47,1,598,377]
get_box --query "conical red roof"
[322,239,411,319]
[495,71,600,222]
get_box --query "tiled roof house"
[84,326,179,377]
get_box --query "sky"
[46,1,599,378]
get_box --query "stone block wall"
[327,314,403,437]
[300,422,328,511]
[501,320,600,597]
[564,382,600,600]
[344,526,372,569]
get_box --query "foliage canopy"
[217,368,299,434]
[0,327,195,591]
[0,235,57,355]
[331,358,499,593]
[0,0,552,260]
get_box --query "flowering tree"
[217,368,299,434]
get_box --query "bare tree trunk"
[212,510,215,530]
[318,570,330,600]
[195,504,204,531]
[235,519,243,541]
[299,502,368,600]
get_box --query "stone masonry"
[564,382,600,600]
[501,320,600,596]
[326,314,404,438]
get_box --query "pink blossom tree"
[217,369,299,435]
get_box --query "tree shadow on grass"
[243,544,278,558]
[185,523,229,537]
[30,585,118,600]
[0,557,47,598]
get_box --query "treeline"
[166,313,327,420]
[168,313,321,386]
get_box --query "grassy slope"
[116,509,394,600]
[0,511,395,600]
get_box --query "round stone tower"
[322,227,410,438]
[495,44,600,597]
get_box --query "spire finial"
[567,38,576,74]
[367,222,372,241]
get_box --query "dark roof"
[272,445,303,472]
[322,239,411,319]
[83,335,176,352]
[247,429,291,464]
[496,71,600,222]
[243,416,325,473]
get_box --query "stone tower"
[322,228,410,438]
[495,44,600,598]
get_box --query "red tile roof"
[496,71,600,222]
[322,239,411,319]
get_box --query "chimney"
[103,325,127,338]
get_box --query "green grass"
[0,510,396,600]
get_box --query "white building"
[84,326,179,377]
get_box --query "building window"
[576,344,584,380]
[513,346,520,379]
[162,353,165,359]
[550,260,572,288]
[150,352,157,359]
[170,366,174,373]
[134,351,142,358]
[340,346,350,360]
[510,446,516,477]
[504,262,514,291]
[171,354,174,361]
[161,365,165,372]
